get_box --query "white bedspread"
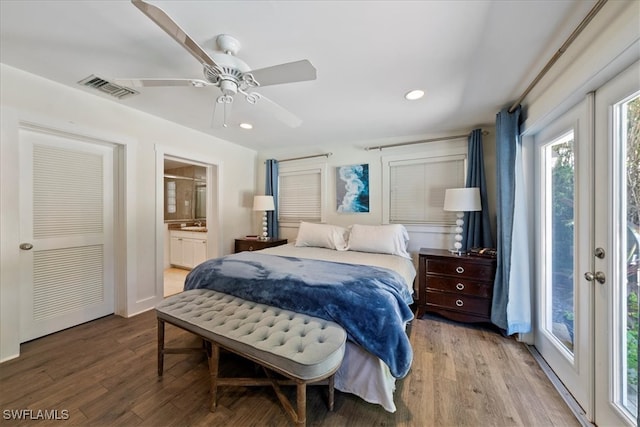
[259,244,416,293]
[258,244,416,412]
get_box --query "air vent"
[78,75,139,99]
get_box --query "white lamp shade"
[443,188,481,212]
[253,195,275,211]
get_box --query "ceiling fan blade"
[131,0,220,70]
[249,60,317,87]
[256,94,302,128]
[114,78,210,88]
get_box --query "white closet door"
[19,127,114,342]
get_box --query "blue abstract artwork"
[336,164,369,213]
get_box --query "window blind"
[278,169,322,222]
[389,156,466,224]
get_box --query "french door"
[534,96,594,417]
[593,61,638,426]
[535,61,639,426]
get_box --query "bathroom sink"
[181,226,207,232]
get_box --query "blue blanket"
[184,252,414,378]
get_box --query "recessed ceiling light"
[405,89,424,101]
[239,123,253,130]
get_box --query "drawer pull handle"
[456,283,465,291]
[455,299,464,307]
[248,246,254,251]
[455,266,465,274]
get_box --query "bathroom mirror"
[164,158,206,222]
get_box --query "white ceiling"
[0,0,596,152]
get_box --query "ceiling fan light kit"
[122,0,316,128]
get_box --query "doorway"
[533,61,639,426]
[160,154,220,297]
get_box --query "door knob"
[19,243,33,250]
[584,271,605,284]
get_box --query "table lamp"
[253,195,275,240]
[443,187,481,255]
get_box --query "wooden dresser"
[417,248,496,323]
[234,238,287,253]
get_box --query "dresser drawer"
[425,291,491,318]
[426,258,495,280]
[425,275,492,298]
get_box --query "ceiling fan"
[116,0,317,128]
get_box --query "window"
[166,180,176,214]
[278,162,326,223]
[383,153,466,225]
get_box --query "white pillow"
[347,224,410,258]
[294,222,349,251]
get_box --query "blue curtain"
[265,159,279,238]
[463,129,494,251]
[492,106,531,335]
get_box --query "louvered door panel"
[33,245,104,321]
[33,145,103,238]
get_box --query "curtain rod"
[364,130,488,151]
[272,152,333,163]
[508,0,608,113]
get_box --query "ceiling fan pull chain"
[215,95,234,128]
[223,101,228,127]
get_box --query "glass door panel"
[617,93,639,417]
[544,132,576,353]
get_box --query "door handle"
[19,243,33,250]
[584,271,605,284]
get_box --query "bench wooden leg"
[207,341,220,412]
[328,375,335,411]
[296,381,306,426]
[157,318,165,376]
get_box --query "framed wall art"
[336,163,369,213]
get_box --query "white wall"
[522,0,639,134]
[257,130,498,259]
[0,64,257,361]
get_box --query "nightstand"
[417,248,496,323]
[234,238,288,253]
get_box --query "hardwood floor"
[0,310,579,426]
[164,267,189,297]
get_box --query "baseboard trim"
[526,345,593,427]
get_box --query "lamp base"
[259,211,269,241]
[449,212,465,256]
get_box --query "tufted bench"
[155,289,347,426]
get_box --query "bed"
[183,223,416,412]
